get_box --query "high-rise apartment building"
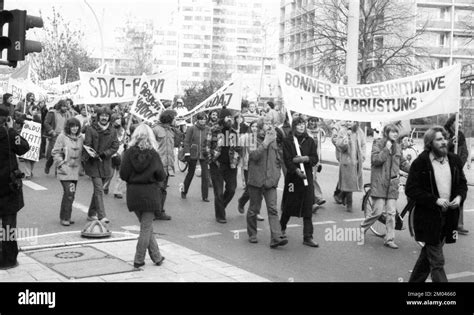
[152,0,268,93]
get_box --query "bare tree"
[31,7,99,83]
[300,0,427,83]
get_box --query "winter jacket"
[0,127,30,215]
[43,110,73,137]
[52,133,84,181]
[247,134,281,189]
[120,145,166,213]
[405,151,467,245]
[206,124,242,169]
[82,122,119,178]
[370,138,410,199]
[152,123,175,172]
[184,123,210,160]
[335,126,366,192]
[281,132,318,218]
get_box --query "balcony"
[417,19,474,31]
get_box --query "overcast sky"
[9,0,280,57]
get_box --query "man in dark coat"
[82,107,119,224]
[181,112,210,202]
[406,126,468,282]
[280,117,319,247]
[0,107,30,269]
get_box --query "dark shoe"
[155,256,165,266]
[281,230,287,239]
[69,220,75,225]
[0,261,19,270]
[316,199,326,206]
[44,166,50,175]
[457,228,469,235]
[133,262,145,269]
[303,239,319,248]
[270,238,288,248]
[256,214,264,221]
[155,213,171,220]
[237,201,245,214]
[202,198,210,202]
[104,188,109,195]
[114,194,123,199]
[60,220,70,226]
[249,236,258,243]
[181,192,186,199]
[216,218,227,224]
[334,194,343,204]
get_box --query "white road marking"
[188,232,222,239]
[427,271,474,282]
[312,221,336,225]
[286,224,301,228]
[464,209,474,212]
[230,228,262,233]
[344,218,365,222]
[73,202,89,214]
[23,180,47,191]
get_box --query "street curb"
[19,232,138,252]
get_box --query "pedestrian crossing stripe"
[23,180,47,191]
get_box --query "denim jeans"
[183,159,209,200]
[88,177,107,219]
[209,163,237,220]
[409,240,447,282]
[238,170,249,208]
[247,186,283,242]
[280,213,314,240]
[60,180,77,221]
[134,211,162,265]
[0,213,18,266]
[361,198,396,243]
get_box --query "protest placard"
[179,75,243,120]
[277,64,461,122]
[129,74,164,125]
[19,121,42,162]
[79,69,177,104]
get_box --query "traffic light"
[0,10,13,52]
[7,9,43,62]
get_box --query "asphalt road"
[18,159,474,282]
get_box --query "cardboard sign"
[19,121,42,162]
[277,64,461,122]
[129,74,164,124]
[79,70,177,104]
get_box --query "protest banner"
[179,75,243,120]
[277,64,461,122]
[128,74,164,125]
[7,78,52,106]
[38,76,61,90]
[19,121,42,162]
[79,69,177,104]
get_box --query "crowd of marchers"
[0,92,469,283]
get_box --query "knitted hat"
[219,108,232,119]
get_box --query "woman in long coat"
[280,117,319,247]
[120,123,166,268]
[335,121,366,211]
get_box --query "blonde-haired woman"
[120,123,166,268]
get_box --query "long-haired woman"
[52,117,84,226]
[120,123,166,268]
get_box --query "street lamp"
[84,0,104,66]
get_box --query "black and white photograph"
[0,0,473,313]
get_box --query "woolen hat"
[219,108,232,119]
